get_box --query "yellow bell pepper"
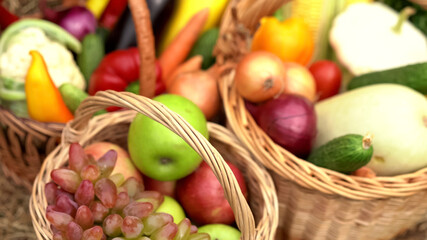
[86,0,110,19]
[251,17,314,66]
[158,0,229,53]
[25,50,74,123]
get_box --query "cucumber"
[77,33,105,87]
[59,83,106,115]
[347,62,427,94]
[188,28,219,69]
[307,134,373,173]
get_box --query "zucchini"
[59,83,106,115]
[307,134,373,173]
[347,62,427,94]
[77,33,105,88]
[188,28,219,70]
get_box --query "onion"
[282,62,317,102]
[256,94,317,158]
[59,6,97,41]
[167,71,220,120]
[234,51,286,103]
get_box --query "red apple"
[176,161,247,225]
[84,142,143,183]
[143,175,177,198]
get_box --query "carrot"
[165,55,203,89]
[159,8,209,81]
[129,0,156,98]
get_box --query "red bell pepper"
[89,47,165,97]
[0,2,19,31]
[99,0,128,31]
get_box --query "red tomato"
[308,60,342,101]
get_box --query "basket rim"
[218,69,427,201]
[0,106,65,136]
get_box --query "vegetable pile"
[0,0,227,122]
[1,0,427,179]
[236,0,427,177]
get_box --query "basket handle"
[66,90,256,239]
[129,0,156,98]
[214,0,289,63]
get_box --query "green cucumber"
[307,134,373,173]
[347,62,427,94]
[77,33,105,86]
[59,83,106,115]
[188,28,219,69]
[0,19,82,54]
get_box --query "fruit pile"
[45,142,210,240]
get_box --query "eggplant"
[105,0,174,53]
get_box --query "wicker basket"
[0,0,85,190]
[214,0,427,239]
[29,90,279,240]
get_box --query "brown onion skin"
[255,94,317,158]
[234,51,286,103]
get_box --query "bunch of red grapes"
[45,143,210,240]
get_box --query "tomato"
[308,60,342,101]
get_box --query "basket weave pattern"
[29,90,279,240]
[214,0,427,239]
[0,108,63,190]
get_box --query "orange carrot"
[159,8,209,81]
[165,55,203,88]
[129,0,156,98]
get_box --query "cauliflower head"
[0,27,86,90]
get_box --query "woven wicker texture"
[214,0,427,239]
[29,90,279,240]
[0,0,71,190]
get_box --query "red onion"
[59,6,97,41]
[256,94,317,158]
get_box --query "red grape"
[90,201,109,223]
[82,226,104,240]
[51,168,82,193]
[66,221,83,240]
[123,202,154,219]
[102,214,123,237]
[188,233,211,240]
[190,225,198,234]
[75,180,95,206]
[174,218,191,240]
[150,222,178,240]
[97,150,117,178]
[119,177,144,198]
[109,173,125,187]
[121,216,144,239]
[81,164,101,182]
[142,212,173,236]
[56,195,78,217]
[95,178,117,208]
[69,142,88,173]
[52,231,66,240]
[45,182,58,205]
[113,192,130,211]
[75,205,94,230]
[135,191,164,210]
[46,210,74,231]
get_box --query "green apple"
[128,94,209,181]
[198,224,241,240]
[155,196,186,224]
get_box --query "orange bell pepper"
[251,17,314,66]
[25,50,74,123]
